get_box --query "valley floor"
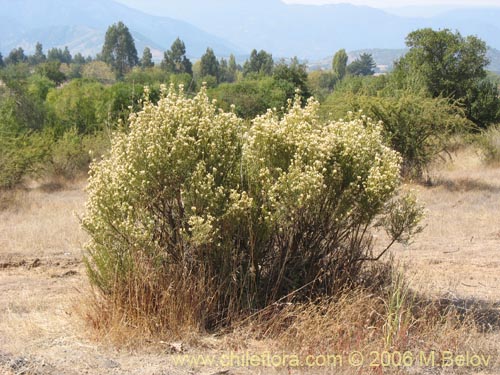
[1,149,499,374]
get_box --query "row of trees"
[1,24,500,188]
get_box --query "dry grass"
[389,147,500,302]
[1,151,500,374]
[0,180,87,259]
[222,266,498,374]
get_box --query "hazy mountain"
[0,0,240,58]
[116,0,500,60]
[311,48,500,75]
[2,0,500,62]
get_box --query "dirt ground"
[1,149,499,375]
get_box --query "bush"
[210,77,290,119]
[45,79,107,134]
[45,128,110,180]
[476,124,500,164]
[322,93,469,178]
[82,85,422,336]
[0,130,50,189]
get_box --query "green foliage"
[27,74,56,101]
[395,28,499,127]
[307,70,337,101]
[82,61,115,84]
[35,61,66,85]
[218,54,240,83]
[101,21,139,78]
[332,49,348,80]
[103,81,143,122]
[0,67,46,131]
[141,47,154,68]
[210,77,289,119]
[73,53,86,65]
[476,124,500,164]
[243,49,274,77]
[46,127,110,180]
[82,86,421,332]
[0,110,50,188]
[46,79,107,134]
[464,78,500,128]
[161,38,192,75]
[29,42,47,65]
[335,74,389,97]
[124,66,170,86]
[5,47,27,65]
[273,57,311,100]
[47,46,72,64]
[199,48,219,82]
[347,53,376,76]
[323,92,468,178]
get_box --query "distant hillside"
[2,0,500,63]
[117,0,500,60]
[0,0,239,58]
[310,48,500,74]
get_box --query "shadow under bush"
[82,85,423,338]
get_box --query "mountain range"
[1,0,500,70]
[0,0,240,59]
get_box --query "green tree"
[47,47,72,64]
[210,77,288,118]
[73,53,86,65]
[200,47,219,81]
[332,49,348,80]
[161,38,192,75]
[273,57,311,100]
[347,53,376,76]
[101,21,139,78]
[0,53,4,68]
[465,79,500,128]
[5,48,27,65]
[36,61,66,85]
[29,42,46,65]
[227,54,240,82]
[141,47,154,68]
[218,57,229,83]
[243,49,274,76]
[395,28,497,126]
[62,47,72,64]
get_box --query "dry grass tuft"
[78,267,217,347]
[230,271,479,355]
[0,189,31,212]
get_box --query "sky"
[283,0,500,6]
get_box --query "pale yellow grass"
[0,182,88,259]
[388,148,500,302]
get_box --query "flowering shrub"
[82,85,421,333]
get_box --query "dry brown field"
[1,148,499,374]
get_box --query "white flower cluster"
[244,94,402,225]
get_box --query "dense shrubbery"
[82,85,422,334]
[322,91,470,178]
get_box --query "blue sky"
[283,0,500,6]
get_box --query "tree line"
[1,21,499,188]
